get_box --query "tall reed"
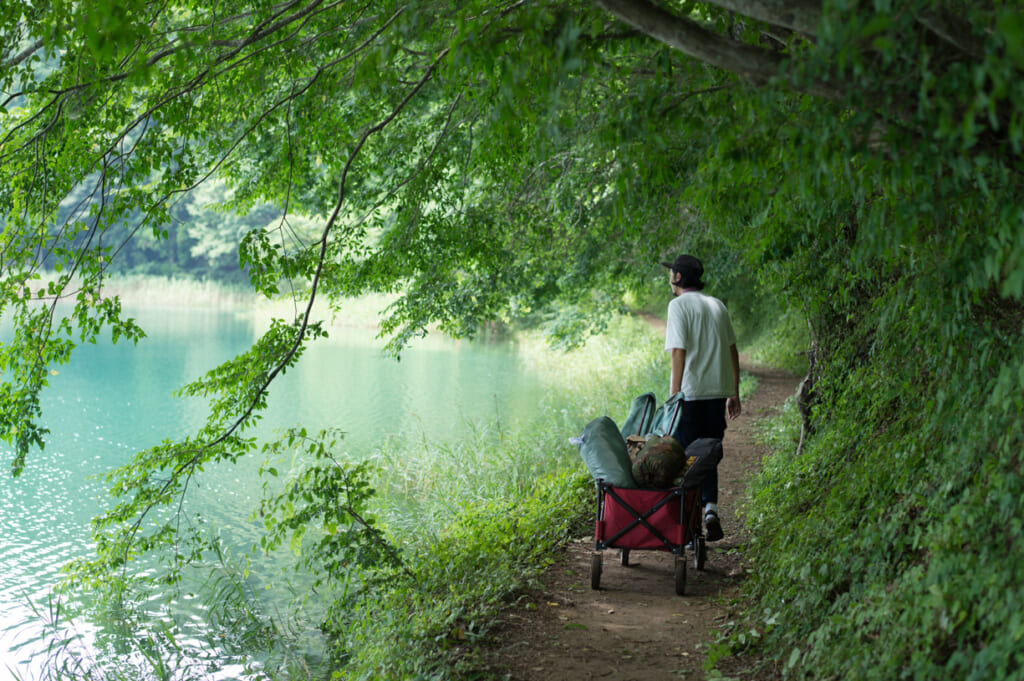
[366,313,666,544]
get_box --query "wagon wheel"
[590,552,603,590]
[695,537,707,571]
[620,548,630,567]
[674,556,687,596]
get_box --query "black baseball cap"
[660,254,705,289]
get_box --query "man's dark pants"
[671,398,727,506]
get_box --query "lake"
[0,304,547,678]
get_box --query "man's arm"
[670,347,686,396]
[727,344,742,418]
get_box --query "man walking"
[662,254,741,541]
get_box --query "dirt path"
[474,357,801,680]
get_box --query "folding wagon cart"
[589,481,706,596]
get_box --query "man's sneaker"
[705,510,724,542]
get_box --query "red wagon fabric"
[595,485,701,550]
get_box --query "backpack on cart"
[680,438,723,489]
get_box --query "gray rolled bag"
[572,416,638,488]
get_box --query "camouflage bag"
[631,435,687,488]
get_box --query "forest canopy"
[4,0,1019,466]
[3,1,1024,678]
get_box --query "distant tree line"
[47,177,288,282]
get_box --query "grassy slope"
[623,275,1024,681]
[738,278,1024,680]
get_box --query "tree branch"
[109,6,447,571]
[1,38,45,70]
[596,0,785,84]
[703,0,822,39]
[595,0,845,101]
[914,8,985,61]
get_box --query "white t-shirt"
[664,291,737,400]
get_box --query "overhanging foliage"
[3,1,1024,678]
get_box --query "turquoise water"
[0,305,546,677]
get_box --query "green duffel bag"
[631,435,687,488]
